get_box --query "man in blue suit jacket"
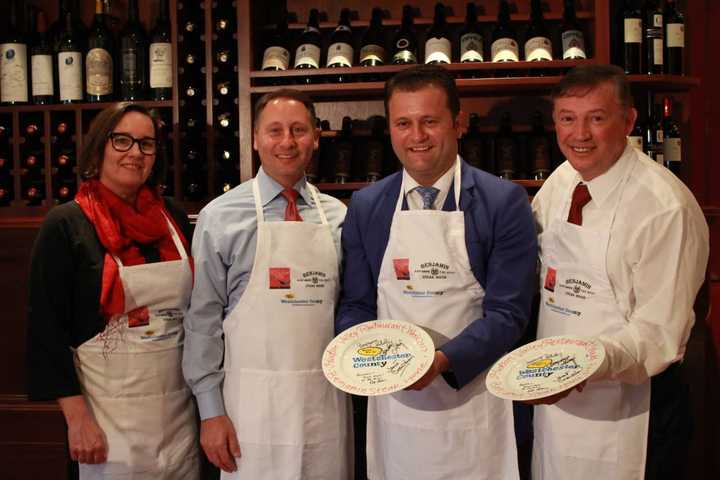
[336,65,537,479]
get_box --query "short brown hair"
[384,65,460,119]
[79,102,164,186]
[253,89,318,128]
[552,64,633,109]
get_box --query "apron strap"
[395,156,463,212]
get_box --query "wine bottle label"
[31,54,54,96]
[86,48,113,95]
[654,152,664,164]
[655,130,664,143]
[393,49,417,64]
[524,36,553,62]
[122,49,138,82]
[627,136,643,150]
[0,43,29,102]
[663,137,681,162]
[58,51,83,101]
[150,42,173,88]
[491,38,519,62]
[334,25,351,34]
[262,46,290,70]
[653,39,663,65]
[652,13,663,28]
[460,33,483,62]
[367,141,383,176]
[624,19,642,43]
[531,138,550,171]
[562,30,587,59]
[294,43,320,68]
[424,37,451,64]
[666,23,684,48]
[360,44,386,64]
[327,42,354,67]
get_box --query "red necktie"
[281,189,303,221]
[567,183,591,226]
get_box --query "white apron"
[74,214,199,479]
[370,158,519,480]
[533,165,650,480]
[220,180,351,480]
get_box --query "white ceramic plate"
[322,319,435,396]
[485,335,606,401]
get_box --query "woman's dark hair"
[79,102,165,187]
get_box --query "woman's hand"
[57,395,108,464]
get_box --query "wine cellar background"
[0,1,719,478]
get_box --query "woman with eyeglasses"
[26,103,200,479]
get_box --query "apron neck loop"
[396,156,463,212]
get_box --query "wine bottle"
[294,9,322,70]
[54,179,76,204]
[24,182,45,206]
[306,118,323,183]
[0,0,29,105]
[459,3,483,63]
[216,81,231,97]
[0,179,12,206]
[57,10,84,103]
[86,0,114,102]
[525,0,553,62]
[662,96,681,175]
[150,0,173,100]
[560,0,586,60]
[217,112,233,129]
[335,117,353,183]
[528,111,551,180]
[664,0,684,75]
[392,5,418,64]
[495,112,517,179]
[628,113,644,151]
[643,94,663,162]
[31,10,55,104]
[216,49,231,64]
[461,113,484,170]
[623,0,642,74]
[360,8,386,66]
[120,0,148,100]
[327,9,354,68]
[261,10,291,71]
[425,3,451,64]
[644,0,663,74]
[491,0,519,62]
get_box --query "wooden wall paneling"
[238,0,254,182]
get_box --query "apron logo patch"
[393,258,410,280]
[127,306,150,328]
[269,267,291,289]
[559,277,594,299]
[544,267,557,292]
[297,270,330,288]
[517,354,581,379]
[414,261,455,280]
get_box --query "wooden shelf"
[315,179,545,192]
[0,100,175,114]
[626,75,701,91]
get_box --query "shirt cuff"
[196,388,226,420]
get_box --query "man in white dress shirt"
[531,64,708,480]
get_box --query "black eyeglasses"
[107,133,158,155]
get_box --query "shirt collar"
[575,145,635,208]
[256,167,312,207]
[402,161,455,198]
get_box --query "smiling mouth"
[571,146,595,153]
[121,163,144,170]
[409,146,432,152]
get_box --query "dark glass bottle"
[335,117,353,183]
[366,116,386,182]
[495,112,517,179]
[86,0,114,102]
[392,5,418,65]
[1,0,30,104]
[491,0,519,62]
[360,8,386,66]
[306,118,323,183]
[461,113,484,170]
[529,111,551,180]
[120,0,148,100]
[459,3,483,63]
[623,0,642,74]
[664,0,684,75]
[57,10,84,103]
[560,0,587,59]
[294,9,322,70]
[644,0,663,74]
[628,111,645,151]
[327,9,354,68]
[525,0,553,61]
[150,0,173,100]
[662,96,681,175]
[261,10,291,71]
[425,3,451,64]
[643,94,664,162]
[31,11,55,104]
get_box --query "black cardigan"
[26,198,192,401]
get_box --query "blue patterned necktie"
[415,186,440,210]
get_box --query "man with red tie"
[531,65,708,480]
[183,90,351,479]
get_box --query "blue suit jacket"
[336,160,538,388]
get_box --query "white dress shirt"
[532,146,709,384]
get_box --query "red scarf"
[76,180,193,320]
